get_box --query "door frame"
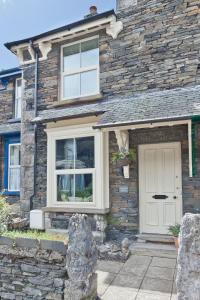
[138,142,183,234]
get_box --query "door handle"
[173,196,177,199]
[152,195,168,199]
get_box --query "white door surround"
[139,142,182,235]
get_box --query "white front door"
[139,142,182,235]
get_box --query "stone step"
[136,233,174,244]
[130,242,177,259]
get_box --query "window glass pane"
[75,137,94,169]
[10,145,20,166]
[56,139,74,169]
[9,167,20,191]
[63,44,80,72]
[75,174,93,202]
[81,70,98,96]
[15,98,21,119]
[16,79,22,98]
[57,174,74,202]
[81,39,99,68]
[15,79,22,118]
[63,74,80,99]
[81,39,98,52]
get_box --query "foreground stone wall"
[177,213,200,300]
[0,238,67,300]
[0,214,97,300]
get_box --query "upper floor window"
[15,78,22,119]
[61,37,99,101]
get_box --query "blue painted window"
[3,136,20,196]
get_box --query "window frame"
[14,78,22,119]
[46,124,109,210]
[3,136,20,196]
[60,36,100,101]
[55,136,95,204]
[8,143,21,192]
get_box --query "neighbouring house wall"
[108,125,200,239]
[20,0,200,230]
[0,81,15,123]
[0,80,20,209]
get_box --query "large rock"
[177,213,200,300]
[65,214,97,300]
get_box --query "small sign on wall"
[119,185,129,193]
[123,165,130,179]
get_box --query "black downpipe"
[30,42,39,211]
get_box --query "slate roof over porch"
[32,85,200,127]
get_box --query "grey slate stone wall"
[20,0,200,237]
[20,65,36,216]
[0,79,20,208]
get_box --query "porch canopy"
[32,85,200,177]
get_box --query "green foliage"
[106,213,121,226]
[75,185,92,200]
[0,197,11,235]
[168,224,180,237]
[112,148,136,164]
[3,230,66,242]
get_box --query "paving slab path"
[96,252,177,300]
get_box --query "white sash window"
[47,124,109,210]
[61,37,99,100]
[8,143,21,192]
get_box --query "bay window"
[47,125,109,210]
[61,37,99,100]
[56,137,94,203]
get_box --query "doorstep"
[130,241,177,259]
[136,233,174,244]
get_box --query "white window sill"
[42,206,110,215]
[48,93,103,108]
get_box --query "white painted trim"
[46,123,109,210]
[139,142,183,234]
[101,120,190,132]
[12,15,123,65]
[14,78,22,119]
[188,120,193,177]
[60,36,100,101]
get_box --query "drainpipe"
[29,41,39,211]
[191,116,200,176]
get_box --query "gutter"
[93,115,193,130]
[29,41,39,211]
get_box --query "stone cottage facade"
[2,0,200,241]
[0,68,22,213]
